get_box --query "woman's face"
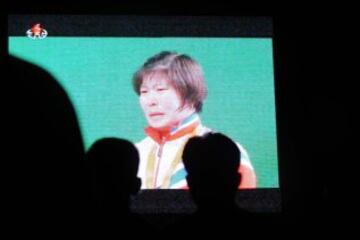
[139,74,192,130]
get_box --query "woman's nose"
[146,91,158,106]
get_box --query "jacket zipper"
[154,138,165,188]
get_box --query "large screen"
[8,15,280,213]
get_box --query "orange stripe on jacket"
[238,164,257,189]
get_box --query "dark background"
[3,0,353,228]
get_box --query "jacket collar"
[144,113,200,144]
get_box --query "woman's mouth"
[149,112,164,117]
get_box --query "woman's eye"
[157,88,167,92]
[140,90,148,94]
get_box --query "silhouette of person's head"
[182,132,241,212]
[84,138,141,214]
[7,55,85,223]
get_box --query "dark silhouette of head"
[7,55,85,223]
[84,138,141,214]
[182,132,241,211]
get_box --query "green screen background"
[9,37,278,188]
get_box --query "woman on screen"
[132,51,256,189]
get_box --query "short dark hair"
[133,51,207,112]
